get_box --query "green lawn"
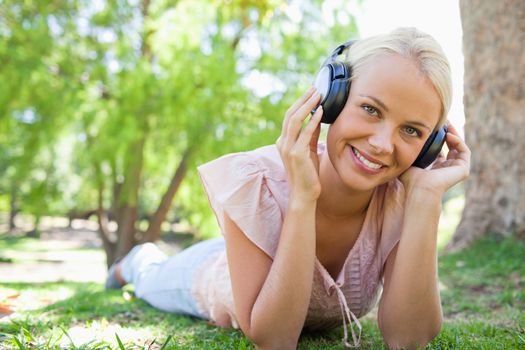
[1,197,525,349]
[1,234,524,349]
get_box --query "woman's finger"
[445,132,471,162]
[282,87,316,136]
[286,90,321,142]
[296,106,323,149]
[446,122,462,137]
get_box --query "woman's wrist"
[404,182,444,202]
[288,193,318,212]
[404,186,443,212]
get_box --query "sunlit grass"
[2,235,524,349]
[1,201,525,349]
[0,282,251,349]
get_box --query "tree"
[77,0,287,265]
[1,0,360,266]
[448,0,525,250]
[0,0,82,233]
[75,0,360,266]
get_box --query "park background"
[1,0,524,349]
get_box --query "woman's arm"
[224,199,316,349]
[224,88,323,349]
[378,189,443,350]
[378,123,470,349]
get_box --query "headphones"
[313,40,447,169]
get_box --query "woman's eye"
[404,126,421,137]
[362,105,378,116]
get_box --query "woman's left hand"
[400,122,471,197]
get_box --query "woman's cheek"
[401,142,424,167]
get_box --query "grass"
[1,235,524,349]
[1,201,524,349]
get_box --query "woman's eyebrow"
[359,94,432,131]
[406,120,432,131]
[359,94,389,112]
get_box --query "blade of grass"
[21,328,34,343]
[115,333,126,350]
[45,333,54,348]
[46,331,64,348]
[12,335,26,350]
[159,335,173,350]
[59,326,76,349]
[146,337,157,350]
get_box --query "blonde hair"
[346,27,451,128]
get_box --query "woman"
[106,27,470,349]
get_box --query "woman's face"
[326,53,442,191]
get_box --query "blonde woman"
[107,27,470,349]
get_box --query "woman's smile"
[349,145,386,174]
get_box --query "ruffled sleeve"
[197,147,286,258]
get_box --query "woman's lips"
[350,146,385,174]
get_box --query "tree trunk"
[143,147,193,242]
[447,0,525,251]
[93,163,118,267]
[115,136,145,258]
[9,186,17,231]
[103,0,152,263]
[27,215,41,238]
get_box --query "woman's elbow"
[252,339,298,350]
[241,323,299,350]
[380,317,442,350]
[249,332,298,350]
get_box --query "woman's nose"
[368,127,394,154]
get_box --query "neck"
[317,151,375,220]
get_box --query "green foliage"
[0,0,84,217]
[0,0,360,237]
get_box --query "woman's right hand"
[276,87,324,203]
[225,88,322,349]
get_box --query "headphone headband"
[320,40,357,68]
[330,40,357,60]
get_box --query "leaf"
[6,293,21,300]
[0,304,14,316]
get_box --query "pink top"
[193,144,405,347]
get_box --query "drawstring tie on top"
[334,284,362,348]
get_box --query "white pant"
[119,237,225,318]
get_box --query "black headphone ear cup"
[413,125,448,168]
[313,62,351,124]
[321,78,351,123]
